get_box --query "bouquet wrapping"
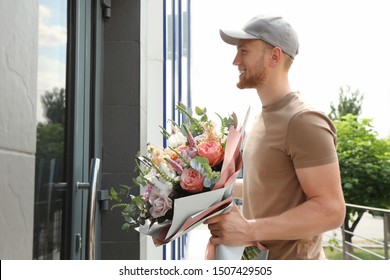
[205,239,269,260]
[140,125,243,246]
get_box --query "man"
[204,15,346,259]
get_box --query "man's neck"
[255,63,293,106]
[256,83,292,107]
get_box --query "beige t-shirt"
[242,92,337,260]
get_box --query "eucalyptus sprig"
[109,185,149,228]
[190,156,221,189]
[121,195,149,228]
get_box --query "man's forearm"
[233,178,243,199]
[247,197,345,242]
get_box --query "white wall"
[0,0,39,259]
[140,0,165,260]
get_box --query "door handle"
[78,158,101,260]
[86,158,100,260]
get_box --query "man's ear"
[269,47,282,66]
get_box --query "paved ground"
[324,212,385,242]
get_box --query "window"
[163,0,191,260]
[34,0,67,260]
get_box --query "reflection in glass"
[165,0,190,126]
[164,0,191,260]
[33,0,67,260]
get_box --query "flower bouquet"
[109,103,245,253]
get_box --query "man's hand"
[204,203,252,245]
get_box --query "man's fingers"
[207,223,221,231]
[204,214,223,225]
[209,236,222,245]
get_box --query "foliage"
[41,87,66,125]
[324,247,385,260]
[328,86,364,120]
[334,114,390,209]
[333,114,390,254]
[176,103,235,138]
[36,87,66,161]
[36,122,64,161]
[329,85,389,256]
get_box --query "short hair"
[263,41,294,71]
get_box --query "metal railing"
[325,203,390,260]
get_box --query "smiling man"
[205,15,346,260]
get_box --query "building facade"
[0,0,190,260]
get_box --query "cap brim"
[219,29,258,45]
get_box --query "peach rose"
[170,145,188,160]
[197,140,224,166]
[180,168,204,193]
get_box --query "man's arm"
[205,161,346,245]
[233,178,243,199]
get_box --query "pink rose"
[197,140,224,166]
[180,168,204,193]
[149,192,172,218]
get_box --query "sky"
[190,0,390,138]
[36,0,390,138]
[37,0,67,123]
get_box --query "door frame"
[63,0,104,260]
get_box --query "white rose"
[167,132,187,148]
[151,177,173,196]
[144,168,157,181]
[159,162,177,179]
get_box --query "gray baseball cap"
[220,15,299,59]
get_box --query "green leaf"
[200,114,208,122]
[343,182,353,189]
[109,187,120,202]
[177,102,187,112]
[195,106,207,116]
[110,203,128,211]
[122,223,131,231]
[193,156,209,165]
[159,125,171,139]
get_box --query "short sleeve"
[285,111,338,168]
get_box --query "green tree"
[334,114,390,255]
[329,86,390,257]
[34,88,66,259]
[36,122,64,162]
[36,87,65,159]
[329,86,364,120]
[41,87,65,125]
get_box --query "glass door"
[33,0,104,260]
